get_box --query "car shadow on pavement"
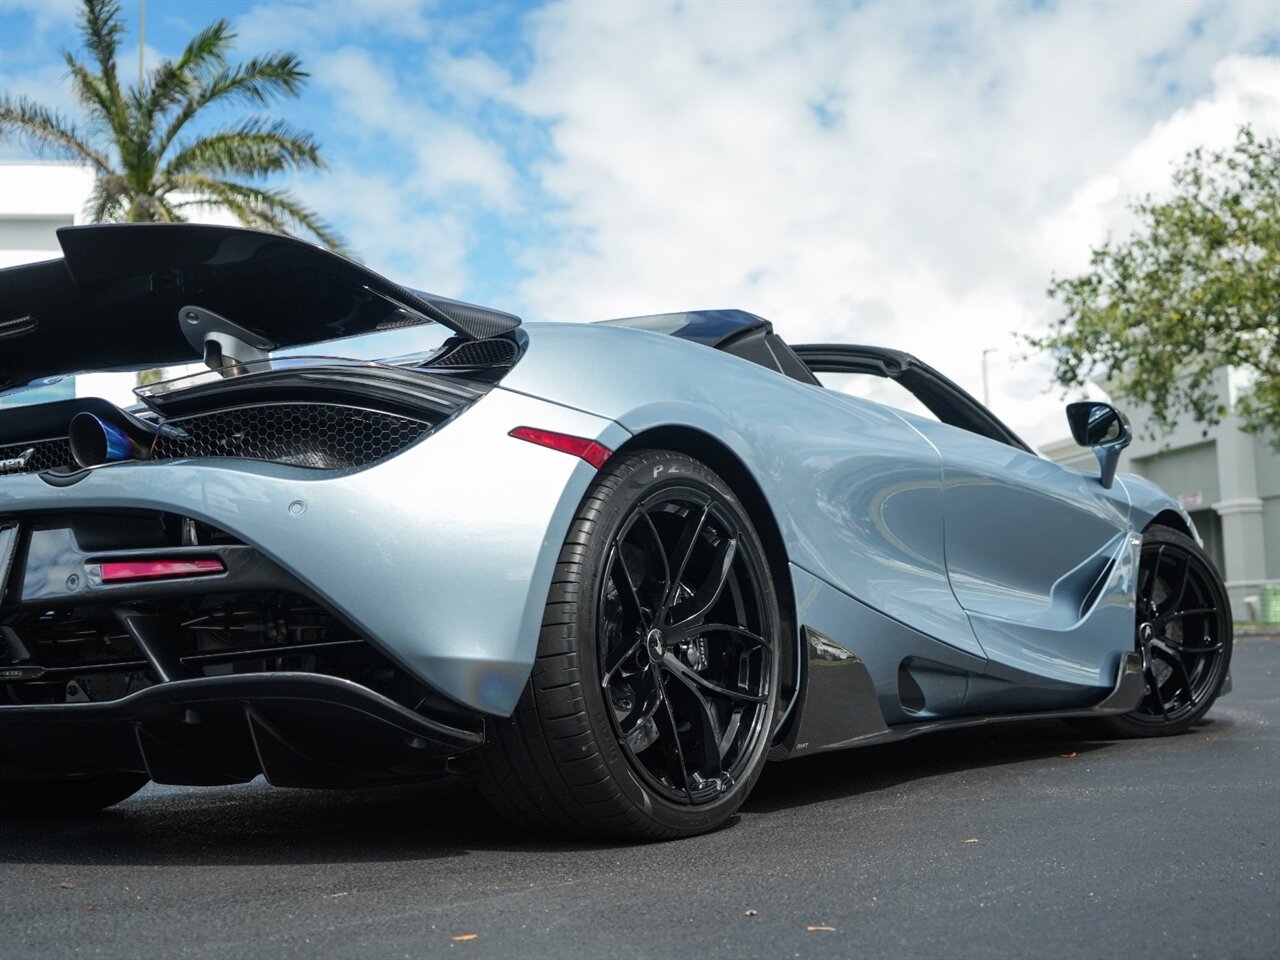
[0,718,1120,868]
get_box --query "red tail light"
[99,558,226,583]
[509,426,612,470]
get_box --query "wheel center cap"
[645,627,665,662]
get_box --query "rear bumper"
[0,673,483,787]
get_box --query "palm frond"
[144,19,233,121]
[170,175,350,255]
[79,0,125,116]
[162,118,324,178]
[61,51,122,134]
[157,52,308,155]
[0,94,111,171]
[13,0,338,242]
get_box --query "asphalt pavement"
[3,636,1277,960]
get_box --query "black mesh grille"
[0,404,430,475]
[427,338,517,368]
[152,404,432,469]
[0,437,74,474]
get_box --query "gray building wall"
[1256,437,1280,581]
[1041,366,1277,620]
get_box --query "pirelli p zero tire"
[1080,524,1233,739]
[472,449,782,840]
[0,773,149,816]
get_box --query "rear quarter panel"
[502,323,982,660]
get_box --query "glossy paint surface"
[0,319,1193,729]
[903,415,1136,686]
[503,322,1186,708]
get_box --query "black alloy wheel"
[1086,524,1233,738]
[471,449,782,839]
[598,485,773,805]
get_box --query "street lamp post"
[138,0,145,86]
[981,347,998,408]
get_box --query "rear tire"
[1078,524,1233,738]
[471,449,782,839]
[0,773,148,816]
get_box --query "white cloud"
[1033,54,1280,280]
[0,0,79,34]
[291,162,471,293]
[506,0,1279,446]
[233,0,436,50]
[311,43,517,206]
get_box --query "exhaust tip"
[69,412,145,468]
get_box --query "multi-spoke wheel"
[1085,524,1233,738]
[472,449,782,839]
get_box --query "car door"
[907,417,1133,687]
[789,345,983,663]
[794,344,1135,693]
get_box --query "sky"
[1,0,1278,446]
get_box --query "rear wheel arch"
[612,426,801,742]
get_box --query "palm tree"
[0,0,345,252]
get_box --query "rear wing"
[0,224,520,392]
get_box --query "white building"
[0,162,94,406]
[1042,367,1279,620]
[0,161,96,267]
[0,161,232,408]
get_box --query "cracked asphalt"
[3,636,1276,960]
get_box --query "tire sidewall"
[566,450,781,835]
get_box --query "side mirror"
[1066,401,1131,489]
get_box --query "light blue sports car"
[0,225,1233,838]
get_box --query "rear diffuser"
[0,673,482,788]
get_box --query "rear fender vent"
[425,337,517,369]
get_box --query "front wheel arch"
[1148,509,1194,541]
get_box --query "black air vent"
[0,404,432,475]
[152,403,432,469]
[0,437,73,474]
[426,337,517,369]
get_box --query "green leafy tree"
[1028,127,1279,442]
[0,0,345,251]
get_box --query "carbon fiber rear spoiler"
[0,224,521,392]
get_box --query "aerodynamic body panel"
[903,417,1137,686]
[785,565,1107,751]
[0,388,628,716]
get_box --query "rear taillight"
[99,558,226,583]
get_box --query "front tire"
[1084,524,1233,738]
[472,450,782,839]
